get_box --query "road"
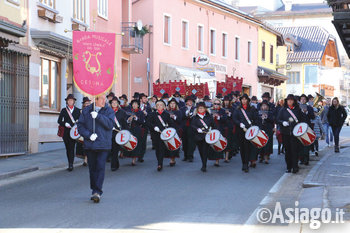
[1,127,349,231]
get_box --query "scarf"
[288,105,295,110]
[113,107,119,112]
[132,108,139,113]
[68,105,74,110]
[157,109,164,115]
[242,104,248,110]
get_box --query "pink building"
[131,0,261,96]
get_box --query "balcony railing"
[121,22,143,54]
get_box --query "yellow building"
[256,24,288,100]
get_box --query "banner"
[73,31,116,96]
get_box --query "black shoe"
[91,193,100,203]
[335,146,340,153]
[83,162,87,166]
[214,163,220,167]
[111,167,118,171]
[250,163,256,168]
[286,169,291,173]
[67,165,73,172]
[224,160,229,163]
[201,167,207,172]
[170,162,176,167]
[304,161,309,166]
[292,168,299,174]
[244,168,249,173]
[157,165,163,171]
[315,151,319,156]
[138,158,144,163]
[131,162,136,166]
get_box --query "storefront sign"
[195,54,210,66]
[73,31,116,96]
[208,62,227,74]
[197,67,215,77]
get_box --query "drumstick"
[113,128,121,132]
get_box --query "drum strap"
[286,108,299,123]
[240,109,252,125]
[114,117,121,129]
[66,107,76,124]
[199,119,209,129]
[157,115,167,128]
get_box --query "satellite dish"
[137,20,143,31]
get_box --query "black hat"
[130,99,140,106]
[300,94,308,101]
[109,96,120,105]
[223,95,230,101]
[139,93,147,99]
[216,93,223,99]
[156,99,166,106]
[308,94,314,99]
[133,92,140,99]
[251,96,258,101]
[65,94,76,101]
[82,97,91,104]
[173,91,181,97]
[286,94,296,101]
[162,93,169,99]
[262,92,271,99]
[196,101,207,108]
[119,94,127,100]
[168,98,178,105]
[107,92,115,98]
[190,94,197,101]
[203,95,211,101]
[152,95,158,99]
[234,91,241,97]
[239,94,250,101]
[185,96,194,103]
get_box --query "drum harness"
[199,119,211,134]
[157,115,168,132]
[240,109,252,131]
[286,108,299,135]
[114,117,121,132]
[66,107,76,126]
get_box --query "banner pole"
[93,96,96,134]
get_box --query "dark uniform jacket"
[148,111,175,132]
[191,112,216,142]
[232,105,260,128]
[57,106,81,137]
[277,105,307,136]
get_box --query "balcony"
[121,22,144,54]
[328,0,350,58]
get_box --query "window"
[305,65,318,84]
[248,41,252,64]
[210,29,216,55]
[222,33,227,57]
[262,41,266,61]
[164,15,171,45]
[182,20,189,49]
[198,25,204,52]
[40,58,60,110]
[39,0,55,8]
[235,37,240,61]
[73,0,86,23]
[276,54,280,66]
[286,72,300,84]
[270,45,274,64]
[98,0,108,19]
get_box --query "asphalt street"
[1,127,349,230]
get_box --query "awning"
[257,66,288,86]
[0,20,26,47]
[159,62,216,93]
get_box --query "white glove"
[197,128,203,133]
[172,115,177,120]
[186,110,190,115]
[90,111,98,119]
[240,123,245,129]
[65,122,71,128]
[112,127,116,131]
[154,126,160,132]
[216,115,220,120]
[283,121,289,127]
[90,133,98,141]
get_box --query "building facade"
[131,0,261,97]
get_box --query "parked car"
[344,107,350,126]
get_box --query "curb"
[0,167,39,180]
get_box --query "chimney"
[284,0,293,11]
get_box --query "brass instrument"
[313,92,324,107]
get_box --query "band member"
[124,100,145,165]
[233,94,259,173]
[327,97,347,153]
[110,96,128,171]
[57,94,81,171]
[222,95,235,161]
[277,94,307,174]
[76,97,91,166]
[173,92,185,109]
[204,95,212,108]
[149,100,175,171]
[119,94,130,111]
[77,94,114,203]
[191,102,216,172]
[299,94,315,165]
[250,96,258,108]
[165,98,183,166]
[161,93,170,105]
[258,100,275,164]
[257,92,276,114]
[181,96,196,162]
[209,98,227,166]
[139,93,152,162]
[275,99,285,155]
[150,95,158,111]
[106,92,115,106]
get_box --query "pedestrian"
[311,108,324,156]
[57,94,81,171]
[149,100,175,171]
[233,94,259,172]
[327,97,347,153]
[76,97,91,166]
[181,96,196,162]
[320,99,334,147]
[191,102,215,172]
[110,96,128,171]
[277,94,307,174]
[77,94,115,203]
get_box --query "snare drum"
[245,126,269,148]
[70,125,81,140]
[293,123,316,146]
[205,129,227,152]
[115,130,138,151]
[160,127,182,151]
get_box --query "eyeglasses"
[214,103,220,105]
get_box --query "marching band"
[59,91,347,176]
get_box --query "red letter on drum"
[249,129,255,138]
[120,133,125,142]
[210,132,215,141]
[297,126,303,134]
[166,130,171,137]
[74,129,79,136]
